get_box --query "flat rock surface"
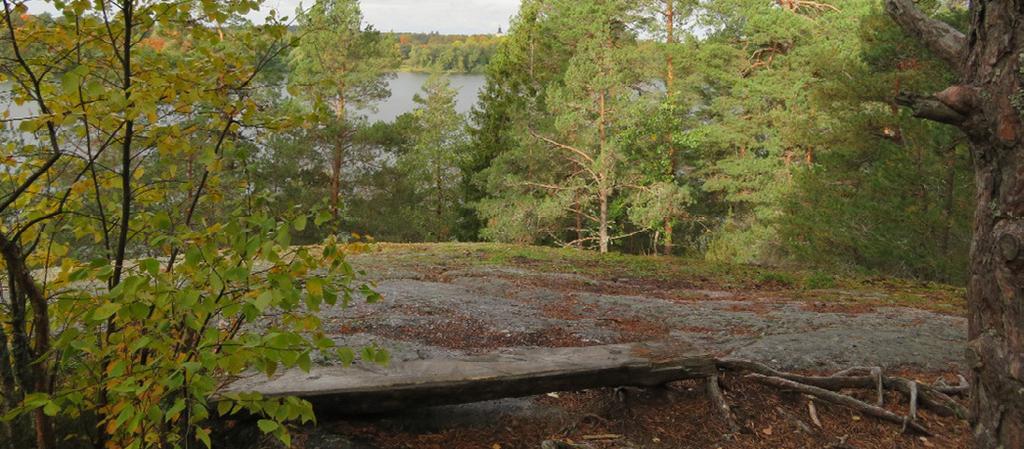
[318,265,966,372]
[226,248,970,449]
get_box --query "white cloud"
[26,0,520,34]
[361,0,518,34]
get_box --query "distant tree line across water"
[390,32,501,74]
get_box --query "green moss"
[804,271,837,290]
[352,243,965,314]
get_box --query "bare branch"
[884,0,966,69]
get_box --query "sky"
[27,0,520,35]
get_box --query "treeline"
[392,32,501,73]
[456,0,971,283]
[260,0,974,284]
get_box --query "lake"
[357,72,486,123]
[1,72,487,134]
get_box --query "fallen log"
[223,342,715,415]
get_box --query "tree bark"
[0,235,54,449]
[663,0,676,257]
[331,93,347,222]
[0,322,19,449]
[887,0,1024,447]
[223,342,714,415]
[599,188,609,254]
[598,90,610,254]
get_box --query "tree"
[0,2,380,448]
[776,3,972,283]
[467,0,566,242]
[477,0,650,253]
[400,73,468,241]
[289,0,398,222]
[636,0,696,254]
[885,0,1024,446]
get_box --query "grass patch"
[350,242,966,315]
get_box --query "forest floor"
[222,243,970,449]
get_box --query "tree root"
[701,358,971,437]
[747,374,932,435]
[716,358,968,418]
[705,373,742,434]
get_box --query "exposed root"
[747,374,932,435]
[705,373,742,434]
[870,367,884,406]
[933,374,970,396]
[776,405,817,435]
[716,358,968,418]
[807,397,823,428]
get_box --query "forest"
[393,33,501,73]
[1,0,1022,448]
[264,0,973,284]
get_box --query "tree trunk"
[0,323,19,449]
[599,188,609,254]
[224,342,714,415]
[966,138,1024,449]
[663,0,676,257]
[331,94,346,222]
[598,90,610,254]
[663,220,674,256]
[0,236,55,449]
[962,2,1024,447]
[886,0,1024,445]
[574,195,584,249]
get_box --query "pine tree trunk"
[663,0,676,257]
[599,188,609,254]
[598,90,610,254]
[885,0,1023,444]
[575,196,584,249]
[962,1,1024,446]
[967,138,1024,449]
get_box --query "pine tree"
[289,0,399,222]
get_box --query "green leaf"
[337,348,355,367]
[42,401,60,417]
[217,401,233,417]
[196,428,212,449]
[314,209,332,227]
[293,214,307,232]
[306,278,324,298]
[373,348,390,366]
[253,291,273,312]
[257,419,279,434]
[91,303,121,321]
[140,259,161,276]
[165,399,186,422]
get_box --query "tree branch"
[895,92,967,126]
[884,0,966,69]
